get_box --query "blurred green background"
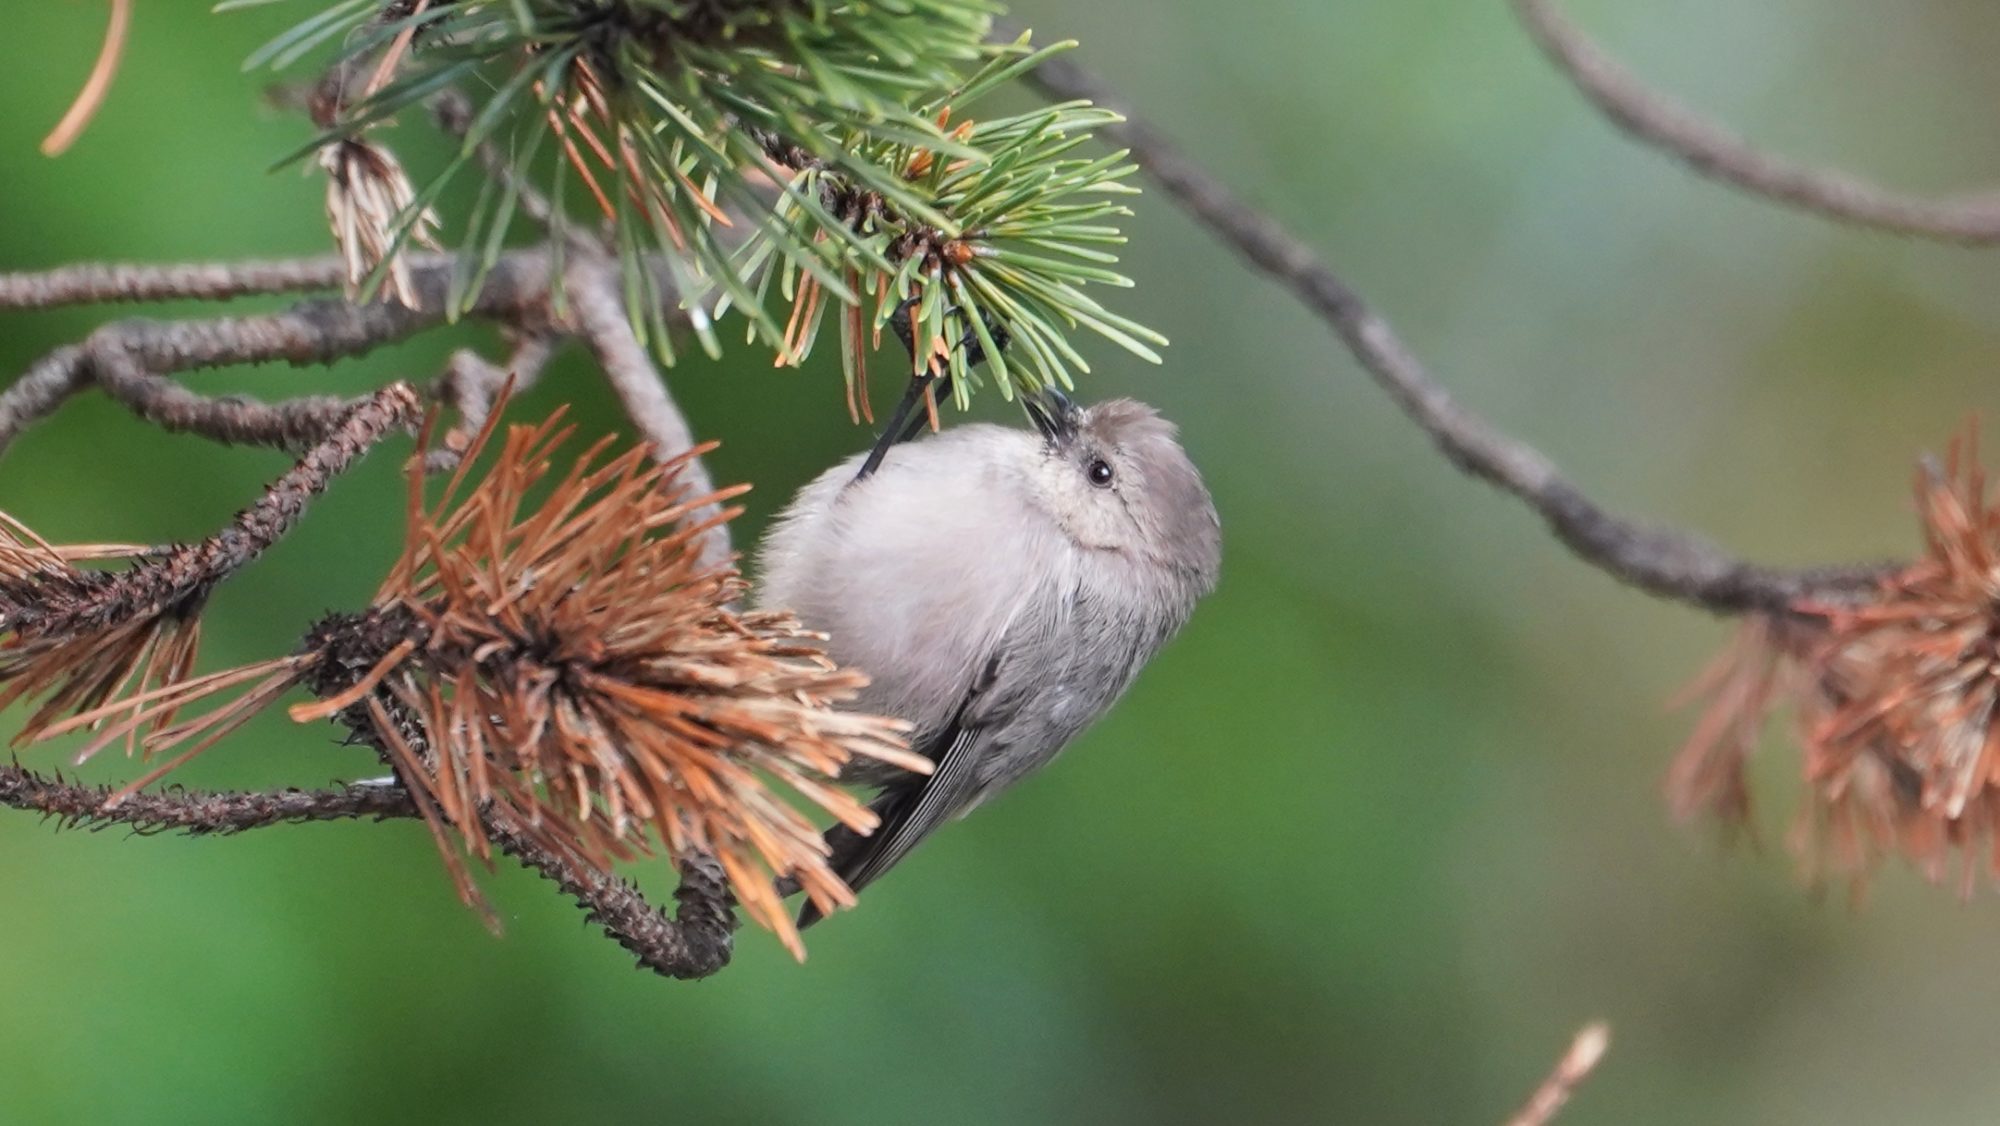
[4,1,1999,1122]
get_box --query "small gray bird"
[755,388,1221,927]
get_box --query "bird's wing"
[797,654,1005,930]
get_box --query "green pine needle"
[237,0,1163,409]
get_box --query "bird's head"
[1021,388,1221,591]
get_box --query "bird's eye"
[1086,458,1115,488]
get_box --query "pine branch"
[1019,41,1892,616]
[1510,0,2000,245]
[0,402,907,967]
[0,249,553,458]
[0,23,939,966]
[10,382,420,642]
[0,763,418,834]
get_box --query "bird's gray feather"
[756,396,1221,927]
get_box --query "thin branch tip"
[1510,0,2000,245]
[1505,1021,1611,1126]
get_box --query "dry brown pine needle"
[1674,425,2000,897]
[321,137,441,309]
[338,408,922,954]
[41,0,131,157]
[33,406,922,958]
[0,516,198,761]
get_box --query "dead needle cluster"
[3,397,917,958]
[1675,428,2000,896]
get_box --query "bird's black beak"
[1023,386,1079,445]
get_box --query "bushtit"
[755,388,1221,927]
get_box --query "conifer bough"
[12,0,1990,993]
[232,0,1164,411]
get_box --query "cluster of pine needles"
[240,0,1158,409]
[1,392,921,958]
[1675,427,2000,899]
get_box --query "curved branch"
[1021,45,1889,616]
[484,811,738,980]
[1509,0,2000,245]
[88,344,361,451]
[0,346,86,453]
[0,249,557,458]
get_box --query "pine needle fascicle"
[239,2,1161,405]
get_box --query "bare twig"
[1021,45,1889,615]
[1504,1021,1611,1126]
[4,740,733,977]
[175,383,420,588]
[0,762,418,833]
[0,245,726,466]
[566,250,733,572]
[2,744,736,978]
[1509,0,2000,245]
[88,343,361,451]
[425,335,556,471]
[0,256,350,308]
